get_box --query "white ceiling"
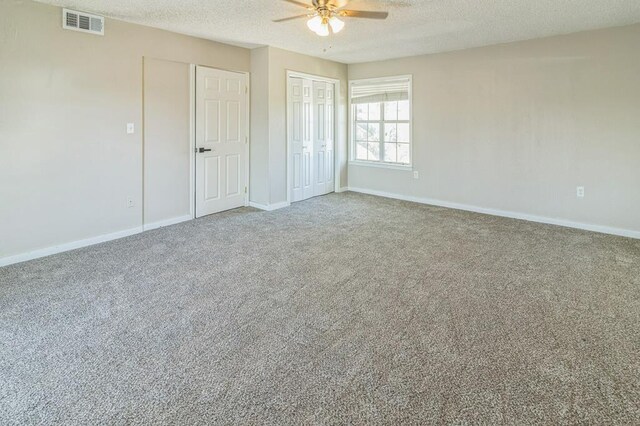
[37,0,640,63]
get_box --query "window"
[350,76,412,167]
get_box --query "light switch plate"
[126,123,135,134]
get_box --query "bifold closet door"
[288,77,314,203]
[289,77,334,202]
[312,81,334,197]
[325,83,334,194]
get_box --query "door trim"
[286,70,342,205]
[189,64,196,219]
[192,65,250,217]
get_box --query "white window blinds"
[350,77,410,104]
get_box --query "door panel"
[205,100,220,142]
[293,103,301,141]
[196,66,247,217]
[226,154,240,195]
[204,156,220,200]
[293,153,301,190]
[317,149,325,183]
[304,152,311,187]
[227,78,240,94]
[226,101,240,142]
[205,76,220,91]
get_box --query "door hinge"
[245,136,248,144]
[244,186,247,194]
[245,86,248,94]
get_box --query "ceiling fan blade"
[273,14,310,22]
[282,0,313,9]
[328,0,349,7]
[339,10,389,19]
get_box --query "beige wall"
[250,46,348,206]
[348,24,640,234]
[0,0,250,259]
[249,47,271,206]
[143,58,191,225]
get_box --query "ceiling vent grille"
[63,8,104,35]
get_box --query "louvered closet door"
[195,66,248,217]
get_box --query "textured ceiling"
[36,0,640,63]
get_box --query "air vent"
[62,8,104,35]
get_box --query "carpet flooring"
[1,192,639,424]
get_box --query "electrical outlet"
[127,197,134,208]
[413,170,419,179]
[576,186,585,198]
[126,123,135,134]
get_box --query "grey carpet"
[1,192,639,424]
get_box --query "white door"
[288,78,314,202]
[313,81,328,197]
[302,80,314,200]
[195,66,248,218]
[325,84,335,194]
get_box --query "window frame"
[349,75,413,169]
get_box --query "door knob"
[198,147,212,153]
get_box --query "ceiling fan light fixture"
[275,0,389,37]
[316,21,330,36]
[307,15,323,32]
[328,16,344,33]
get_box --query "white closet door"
[288,77,303,202]
[289,78,314,202]
[313,81,328,197]
[325,84,335,194]
[288,76,334,202]
[302,79,314,200]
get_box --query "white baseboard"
[336,187,349,193]
[1,214,195,268]
[4,188,634,268]
[248,201,270,210]
[0,226,143,268]
[143,214,192,231]
[1,200,294,268]
[347,187,640,240]
[249,201,291,211]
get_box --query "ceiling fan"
[273,0,389,37]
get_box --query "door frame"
[191,64,251,218]
[286,70,342,205]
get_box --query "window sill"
[349,161,412,171]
